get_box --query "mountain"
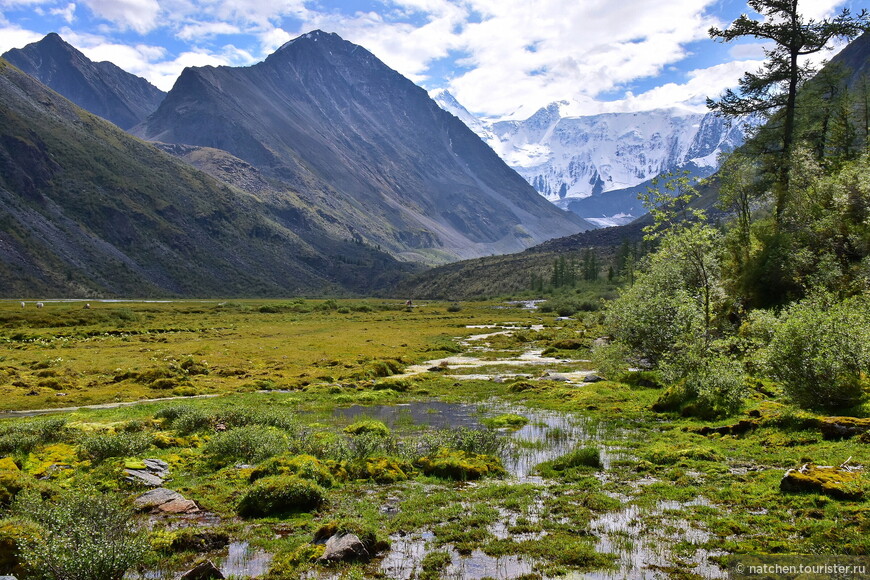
[432,92,746,224]
[132,30,589,265]
[2,33,165,130]
[0,57,416,298]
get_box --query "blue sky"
[0,0,863,118]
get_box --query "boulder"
[780,463,863,501]
[133,488,199,513]
[317,533,370,563]
[179,560,224,580]
[583,373,604,383]
[124,458,170,486]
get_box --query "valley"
[0,299,866,579]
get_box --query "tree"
[707,0,867,221]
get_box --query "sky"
[0,0,864,119]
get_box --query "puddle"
[589,497,725,579]
[333,401,619,479]
[380,532,538,580]
[218,541,273,578]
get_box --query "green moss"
[350,456,412,483]
[250,454,336,487]
[238,475,325,517]
[415,448,505,480]
[343,420,391,437]
[481,413,530,429]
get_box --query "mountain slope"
[3,33,165,130]
[0,58,414,298]
[133,31,588,264]
[433,92,746,223]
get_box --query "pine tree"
[707,0,867,222]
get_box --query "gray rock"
[583,373,604,383]
[125,457,171,486]
[179,560,224,580]
[317,533,370,563]
[133,487,198,513]
[543,372,570,382]
[125,469,164,486]
[134,487,185,509]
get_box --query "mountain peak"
[2,33,166,129]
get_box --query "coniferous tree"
[707,0,867,222]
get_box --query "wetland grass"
[0,299,867,578]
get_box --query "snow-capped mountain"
[432,90,746,224]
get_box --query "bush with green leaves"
[765,295,870,411]
[659,349,747,418]
[13,488,147,580]
[78,431,151,463]
[238,475,325,517]
[204,425,287,465]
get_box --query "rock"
[780,463,864,501]
[133,488,199,513]
[819,417,870,440]
[124,457,170,486]
[544,373,571,382]
[179,560,224,580]
[125,470,164,486]
[157,498,200,514]
[317,533,370,563]
[583,373,604,383]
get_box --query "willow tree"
[707,0,867,222]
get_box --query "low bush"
[78,432,151,463]
[204,425,286,465]
[765,295,870,411]
[13,488,147,580]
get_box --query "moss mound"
[780,464,864,501]
[482,414,529,430]
[238,475,325,517]
[249,454,336,487]
[415,448,505,480]
[350,456,412,483]
[343,420,391,437]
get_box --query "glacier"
[432,90,747,224]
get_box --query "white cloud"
[49,2,76,23]
[79,0,161,34]
[0,25,43,53]
[177,21,241,42]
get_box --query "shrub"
[237,475,325,517]
[204,425,286,465]
[765,295,870,411]
[78,432,151,463]
[13,488,147,580]
[660,350,747,418]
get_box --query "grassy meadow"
[0,299,867,579]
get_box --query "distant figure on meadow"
[405,299,413,307]
[36,302,44,308]
[84,303,91,309]
[20,302,24,308]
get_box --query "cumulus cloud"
[0,25,43,53]
[49,2,76,23]
[79,0,161,34]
